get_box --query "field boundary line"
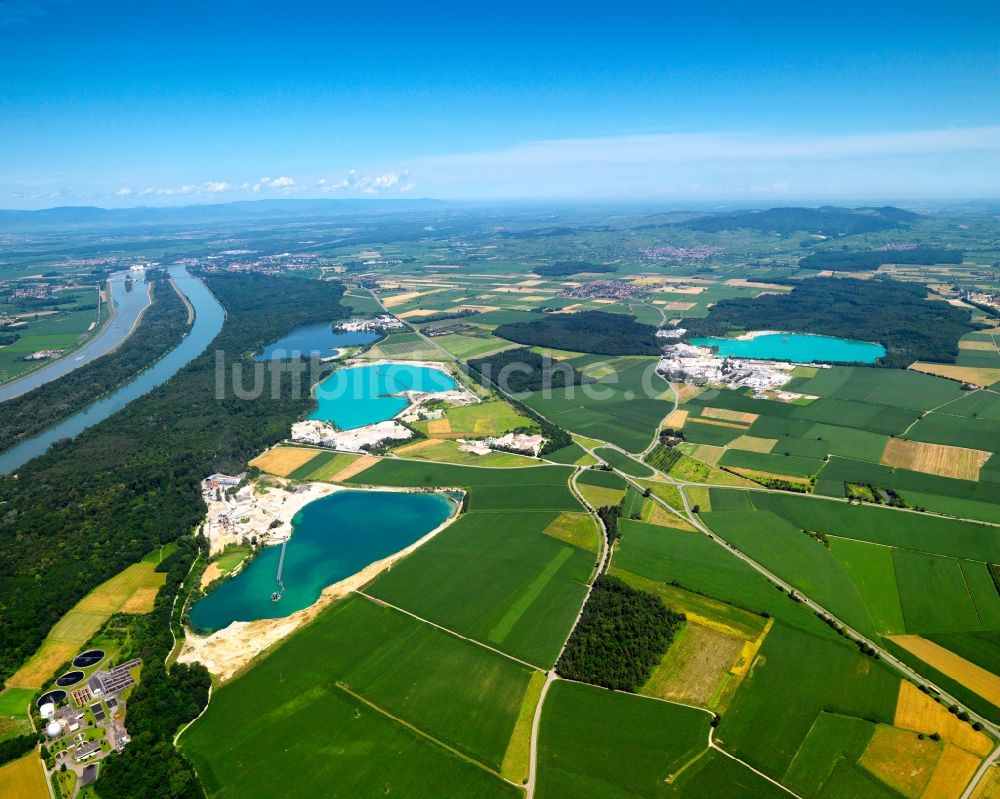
[354,589,543,672]
[334,682,517,786]
[708,735,804,798]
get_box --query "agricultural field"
[6,555,167,689]
[536,680,789,799]
[521,355,673,452]
[0,286,102,382]
[0,753,48,799]
[182,596,528,798]
[249,444,324,477]
[394,437,538,467]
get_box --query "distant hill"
[675,206,920,236]
[0,198,445,230]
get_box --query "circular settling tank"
[73,649,105,668]
[37,690,67,707]
[56,670,85,687]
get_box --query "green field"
[719,622,899,778]
[827,538,906,634]
[700,509,879,637]
[182,596,528,797]
[522,356,671,452]
[345,460,579,511]
[368,507,593,667]
[611,518,823,633]
[595,447,654,477]
[536,680,710,799]
[893,549,1000,633]
[781,712,878,797]
[286,450,358,481]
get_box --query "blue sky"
[2,0,998,207]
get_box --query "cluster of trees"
[683,277,975,368]
[0,733,37,767]
[532,261,615,277]
[98,540,210,799]
[556,575,684,691]
[677,206,918,236]
[800,247,963,272]
[466,347,587,393]
[0,272,189,449]
[596,504,622,546]
[0,272,350,681]
[494,310,661,356]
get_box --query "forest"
[466,347,587,394]
[799,247,964,271]
[0,272,189,449]
[0,273,350,681]
[494,310,661,356]
[556,575,684,691]
[684,276,975,368]
[677,205,918,235]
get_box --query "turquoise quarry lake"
[188,490,455,633]
[310,362,457,429]
[690,332,886,364]
[255,322,379,361]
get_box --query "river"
[0,266,225,474]
[0,271,153,402]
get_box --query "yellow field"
[701,407,759,424]
[249,446,321,476]
[881,438,990,481]
[690,444,725,465]
[892,636,1000,708]
[727,466,812,486]
[641,500,697,531]
[382,288,447,307]
[959,339,998,351]
[673,383,703,402]
[971,766,1000,799]
[0,754,48,799]
[660,301,697,311]
[729,435,776,453]
[6,641,79,690]
[642,623,745,709]
[119,587,160,614]
[684,485,712,511]
[397,308,439,319]
[500,671,546,784]
[663,408,688,428]
[542,512,601,552]
[7,559,166,689]
[894,681,992,757]
[910,362,1000,387]
[425,418,452,435]
[691,417,749,430]
[922,744,980,799]
[860,726,941,798]
[642,613,769,711]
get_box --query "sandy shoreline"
[177,485,462,682]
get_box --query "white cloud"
[407,125,1000,199]
[115,187,132,196]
